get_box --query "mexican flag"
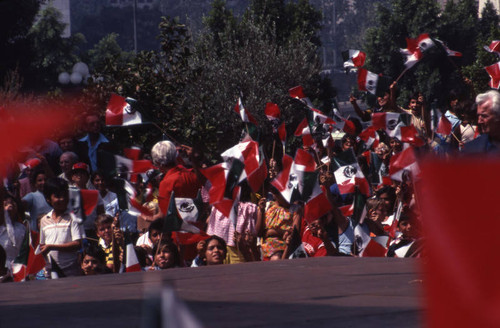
[163,191,202,234]
[221,141,267,193]
[265,102,281,133]
[105,94,142,126]
[371,112,406,138]
[332,149,370,196]
[357,68,392,97]
[389,146,419,182]
[484,40,500,55]
[234,97,258,125]
[11,230,45,282]
[354,224,387,257]
[125,242,141,272]
[294,118,314,147]
[289,85,313,108]
[399,33,435,69]
[485,61,500,89]
[342,49,366,70]
[201,159,244,219]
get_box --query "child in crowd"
[149,241,181,270]
[95,214,123,272]
[81,244,108,275]
[39,177,84,277]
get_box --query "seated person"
[149,241,181,270]
[95,214,123,273]
[387,212,422,258]
[192,236,227,266]
[301,214,337,257]
[81,243,108,275]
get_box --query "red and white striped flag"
[106,94,142,126]
[484,40,500,55]
[234,97,258,125]
[485,61,500,89]
[125,243,141,272]
[289,85,313,108]
[294,118,314,147]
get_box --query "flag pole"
[151,123,180,145]
[271,140,276,160]
[395,68,409,83]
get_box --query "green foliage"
[86,33,134,73]
[26,6,85,89]
[0,0,42,86]
[81,0,332,160]
[364,0,499,108]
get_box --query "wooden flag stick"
[395,68,409,83]
[271,139,276,160]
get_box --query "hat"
[24,158,41,169]
[71,162,89,174]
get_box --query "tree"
[363,0,485,107]
[26,6,85,89]
[461,2,500,95]
[86,33,134,73]
[0,0,42,86]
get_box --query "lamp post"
[58,62,90,86]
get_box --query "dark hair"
[152,241,181,268]
[30,167,46,187]
[91,170,106,183]
[95,214,114,228]
[376,186,396,208]
[205,235,227,254]
[82,243,106,264]
[43,177,68,201]
[148,218,164,235]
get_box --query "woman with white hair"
[150,140,205,216]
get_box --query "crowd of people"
[0,83,498,282]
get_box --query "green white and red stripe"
[106,94,142,126]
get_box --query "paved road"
[0,257,423,328]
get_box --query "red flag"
[419,158,500,327]
[485,61,500,89]
[294,118,314,147]
[80,189,99,216]
[389,146,419,181]
[265,102,281,121]
[124,147,142,160]
[125,243,142,272]
[278,121,286,147]
[234,98,258,125]
[289,85,313,107]
[401,125,426,146]
[484,40,500,54]
[105,94,142,126]
[436,114,452,136]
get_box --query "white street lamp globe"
[58,72,70,85]
[72,62,89,77]
[70,72,83,85]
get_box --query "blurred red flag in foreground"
[0,100,77,174]
[419,157,500,328]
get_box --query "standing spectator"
[39,178,84,277]
[463,90,500,153]
[22,168,52,231]
[76,113,114,172]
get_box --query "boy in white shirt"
[40,178,84,277]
